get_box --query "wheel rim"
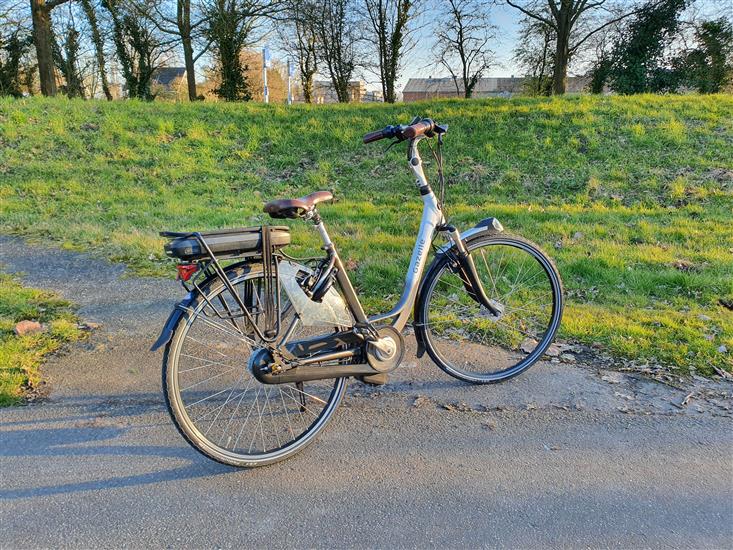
[423,238,562,381]
[168,271,345,463]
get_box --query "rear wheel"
[416,234,563,384]
[162,264,346,467]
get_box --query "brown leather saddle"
[263,190,333,219]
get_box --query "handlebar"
[362,118,446,144]
[402,119,435,139]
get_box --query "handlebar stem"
[408,137,431,193]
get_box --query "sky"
[268,2,526,93]
[164,0,729,94]
[263,0,730,94]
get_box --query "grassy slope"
[0,95,731,374]
[0,273,81,405]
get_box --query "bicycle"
[152,118,564,467]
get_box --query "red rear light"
[177,264,198,281]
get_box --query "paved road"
[1,237,732,549]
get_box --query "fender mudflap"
[150,293,195,351]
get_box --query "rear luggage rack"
[162,226,290,261]
[160,225,289,343]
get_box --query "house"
[362,90,384,103]
[312,80,367,103]
[152,67,187,90]
[402,76,590,101]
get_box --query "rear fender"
[150,259,261,352]
[150,293,195,351]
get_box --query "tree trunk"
[178,0,198,101]
[181,38,197,100]
[80,0,112,100]
[301,74,313,103]
[30,0,56,96]
[384,80,394,103]
[552,25,569,95]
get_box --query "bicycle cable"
[425,134,447,217]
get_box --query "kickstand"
[296,381,306,412]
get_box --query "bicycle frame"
[311,137,449,332]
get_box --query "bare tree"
[30,0,72,96]
[505,0,647,94]
[363,0,415,103]
[514,14,555,95]
[433,0,495,98]
[279,0,318,103]
[133,0,211,100]
[315,0,360,103]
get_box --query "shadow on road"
[0,395,241,500]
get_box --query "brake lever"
[383,138,403,153]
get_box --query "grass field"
[0,94,731,375]
[0,273,81,405]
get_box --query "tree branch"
[506,0,556,29]
[569,3,648,52]
[46,0,72,9]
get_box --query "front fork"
[446,226,503,318]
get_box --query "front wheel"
[416,234,564,384]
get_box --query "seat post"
[309,208,333,248]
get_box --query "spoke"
[264,386,282,449]
[511,264,547,293]
[192,379,250,424]
[183,334,229,358]
[181,367,238,391]
[179,354,240,372]
[203,369,249,435]
[493,246,508,288]
[189,310,254,345]
[500,269,547,302]
[279,387,296,440]
[284,385,310,432]
[218,380,254,445]
[480,248,499,299]
[281,386,322,418]
[233,386,261,450]
[186,386,233,408]
[493,318,542,340]
[501,302,552,319]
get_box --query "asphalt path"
[1,237,731,549]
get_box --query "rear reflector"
[177,264,198,281]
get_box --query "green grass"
[0,94,731,375]
[0,273,82,406]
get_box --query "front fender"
[435,217,504,255]
[150,292,195,352]
[413,217,504,357]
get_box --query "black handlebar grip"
[363,129,385,144]
[403,119,435,139]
